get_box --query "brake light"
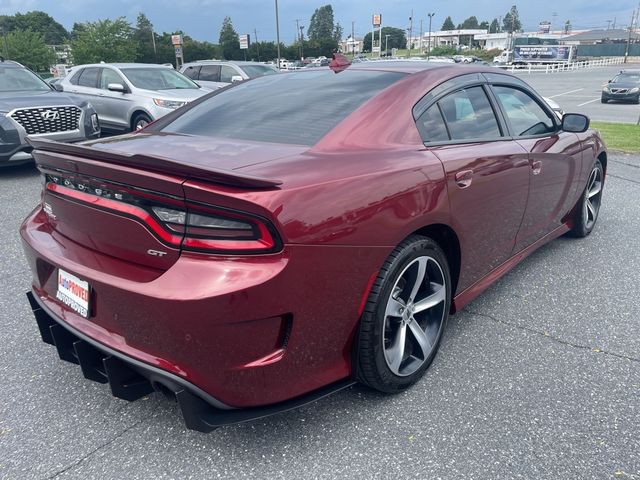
[44,174,280,254]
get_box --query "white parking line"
[577,98,600,107]
[549,88,583,98]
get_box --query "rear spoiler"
[27,137,282,189]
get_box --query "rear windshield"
[159,70,405,145]
[0,67,50,92]
[241,65,278,78]
[121,67,199,90]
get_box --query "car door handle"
[531,160,542,175]
[455,170,473,188]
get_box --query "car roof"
[347,60,484,75]
[0,59,24,68]
[71,63,173,69]
[182,60,273,66]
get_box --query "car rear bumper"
[21,206,386,419]
[27,291,354,431]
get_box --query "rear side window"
[492,86,556,136]
[159,70,405,146]
[416,105,449,142]
[199,65,220,82]
[438,87,501,140]
[77,68,99,88]
[182,66,201,80]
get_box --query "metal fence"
[499,57,626,74]
[577,44,640,57]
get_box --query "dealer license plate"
[56,269,90,318]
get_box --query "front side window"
[220,65,238,83]
[438,86,502,140]
[121,68,199,90]
[492,85,556,136]
[99,68,125,90]
[77,68,100,88]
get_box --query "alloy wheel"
[584,165,603,230]
[383,256,447,377]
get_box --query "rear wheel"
[568,159,604,238]
[356,235,451,393]
[131,112,152,131]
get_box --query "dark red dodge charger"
[21,61,606,431]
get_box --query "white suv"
[180,61,278,90]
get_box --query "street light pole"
[300,25,305,61]
[427,13,435,60]
[275,0,281,69]
[385,34,390,57]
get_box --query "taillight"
[44,173,281,254]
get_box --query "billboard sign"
[538,21,551,34]
[239,34,250,50]
[372,14,382,27]
[513,46,572,62]
[171,34,183,45]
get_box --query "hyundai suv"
[0,60,100,167]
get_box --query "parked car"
[58,63,209,132]
[0,60,100,167]
[22,62,606,431]
[601,69,640,104]
[180,61,278,90]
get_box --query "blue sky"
[0,0,637,43]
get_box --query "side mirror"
[230,75,243,83]
[107,83,126,93]
[52,83,64,92]
[562,113,590,133]
[608,79,612,83]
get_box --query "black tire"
[356,235,451,393]
[131,112,152,131]
[568,159,604,238]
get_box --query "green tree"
[71,18,136,64]
[489,18,500,33]
[502,5,522,33]
[308,5,335,41]
[458,16,479,29]
[133,12,156,63]
[479,21,490,30]
[5,29,56,71]
[219,16,241,60]
[11,11,68,44]
[363,26,407,52]
[333,22,343,43]
[70,22,86,41]
[441,16,455,30]
[183,36,220,62]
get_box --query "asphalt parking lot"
[1,146,639,478]
[515,64,640,124]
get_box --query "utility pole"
[385,34,390,56]
[427,15,432,58]
[625,9,637,63]
[295,19,301,61]
[407,10,413,57]
[254,28,260,61]
[419,19,423,53]
[606,20,612,30]
[151,30,157,61]
[300,25,305,61]
[351,21,355,57]
[275,0,281,69]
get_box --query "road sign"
[240,34,250,50]
[174,47,183,57]
[171,34,183,46]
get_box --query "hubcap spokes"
[383,256,447,377]
[584,166,602,229]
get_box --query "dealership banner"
[514,46,571,61]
